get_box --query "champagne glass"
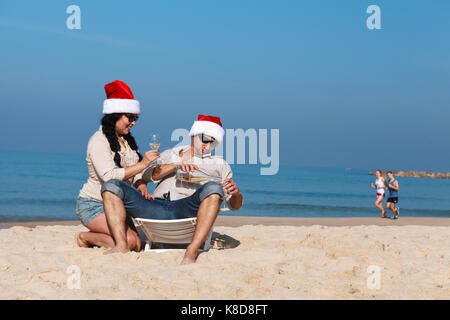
[220,181,231,212]
[148,134,161,165]
[149,134,160,150]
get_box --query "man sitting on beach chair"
[100,115,243,264]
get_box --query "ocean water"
[1,150,450,222]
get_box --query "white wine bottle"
[175,169,221,183]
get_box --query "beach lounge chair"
[133,217,214,253]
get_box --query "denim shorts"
[101,179,224,220]
[75,197,105,227]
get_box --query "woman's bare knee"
[86,214,111,234]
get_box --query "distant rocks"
[368,171,450,179]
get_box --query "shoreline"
[1,216,450,228]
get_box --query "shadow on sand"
[210,232,240,250]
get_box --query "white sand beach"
[0,217,449,300]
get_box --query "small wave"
[0,214,75,222]
[243,189,371,199]
[0,198,76,206]
[15,173,84,181]
[242,189,448,202]
[243,202,450,217]
[247,203,368,212]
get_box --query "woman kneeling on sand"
[370,169,387,218]
[75,80,159,251]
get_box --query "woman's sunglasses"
[125,113,139,123]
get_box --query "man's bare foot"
[76,232,89,248]
[180,248,198,265]
[104,246,129,255]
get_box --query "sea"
[1,150,450,222]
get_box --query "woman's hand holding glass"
[141,149,160,167]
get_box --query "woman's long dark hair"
[101,113,142,168]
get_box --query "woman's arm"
[130,151,162,200]
[123,162,150,180]
[89,134,159,182]
[134,180,154,200]
[123,150,160,180]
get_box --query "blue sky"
[1,1,449,171]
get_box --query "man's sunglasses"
[125,114,139,123]
[199,134,215,144]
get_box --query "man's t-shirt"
[142,145,233,206]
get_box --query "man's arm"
[152,163,177,181]
[152,163,199,181]
[229,192,243,211]
[392,180,400,191]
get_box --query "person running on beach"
[75,80,159,251]
[371,170,387,218]
[100,115,243,264]
[386,171,400,219]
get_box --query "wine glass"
[149,134,160,150]
[220,181,231,212]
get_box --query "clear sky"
[1,1,449,171]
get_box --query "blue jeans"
[100,179,224,220]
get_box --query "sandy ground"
[0,218,449,299]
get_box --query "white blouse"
[78,126,144,201]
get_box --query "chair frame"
[133,217,213,253]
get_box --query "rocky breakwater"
[368,171,450,179]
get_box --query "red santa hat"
[189,115,225,145]
[102,80,140,114]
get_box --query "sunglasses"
[199,134,215,144]
[124,113,139,123]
